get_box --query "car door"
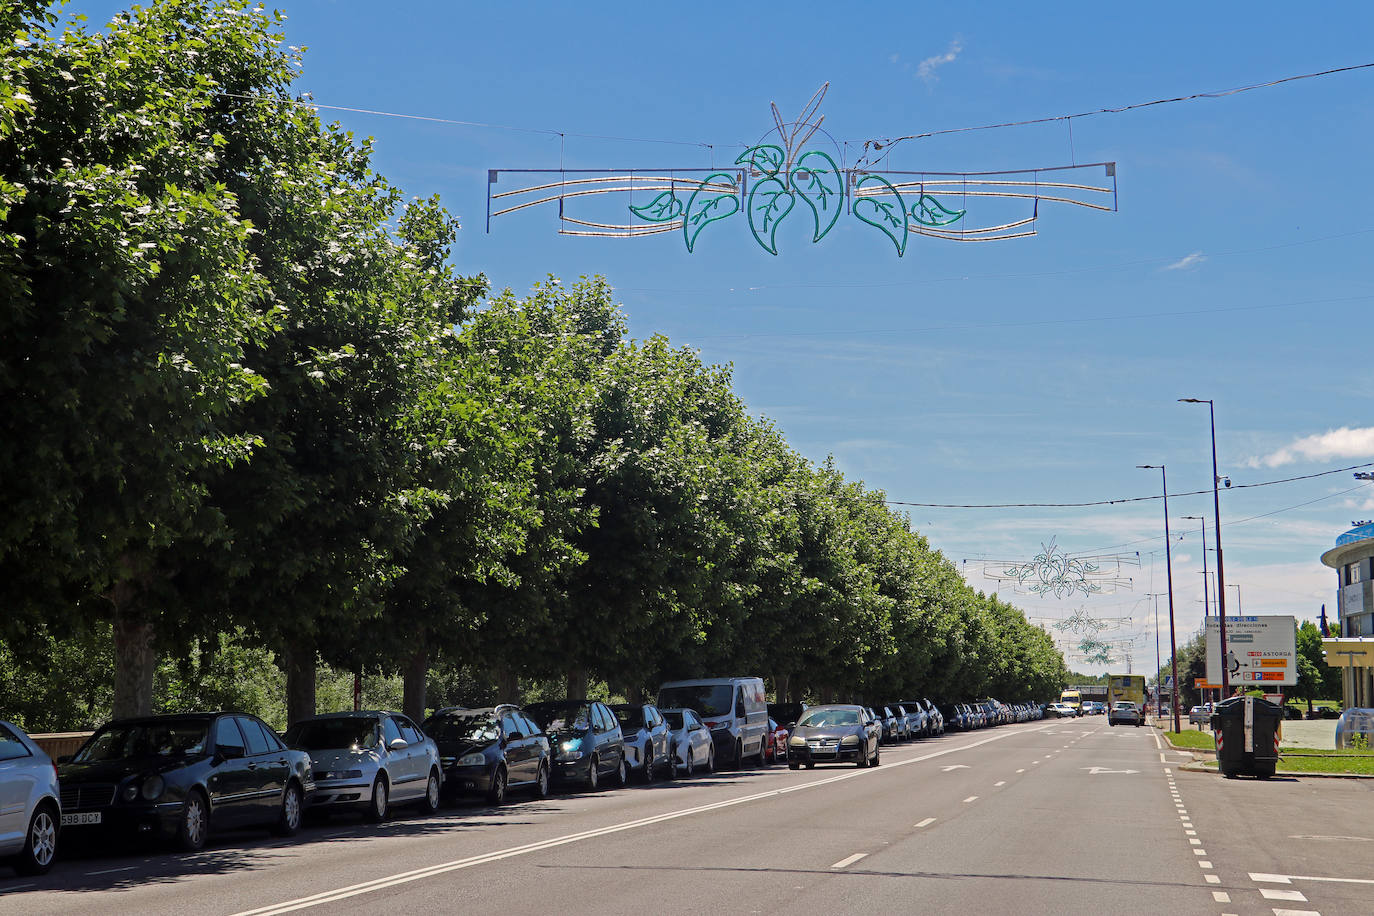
[687,711,710,763]
[0,724,35,848]
[499,711,532,785]
[594,704,622,776]
[646,706,668,769]
[233,716,281,824]
[390,715,427,799]
[206,716,256,826]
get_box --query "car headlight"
[318,769,364,781]
[840,734,860,746]
[121,782,139,802]
[140,775,165,801]
[457,753,486,767]
[789,735,805,747]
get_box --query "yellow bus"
[1059,688,1081,711]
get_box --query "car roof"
[296,710,391,721]
[102,712,222,725]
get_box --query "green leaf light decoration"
[487,82,1118,256]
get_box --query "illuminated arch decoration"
[972,539,1140,598]
[486,84,1118,256]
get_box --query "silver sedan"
[0,720,60,875]
[284,711,441,821]
[661,708,715,776]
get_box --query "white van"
[656,677,769,768]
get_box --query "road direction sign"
[1206,615,1297,686]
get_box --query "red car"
[764,717,788,763]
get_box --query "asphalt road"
[4,718,1371,915]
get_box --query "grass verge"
[1165,730,1214,750]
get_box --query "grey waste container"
[1210,696,1281,779]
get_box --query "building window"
[1348,562,1364,586]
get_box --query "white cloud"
[1162,252,1205,271]
[1250,426,1374,468]
[918,39,963,81]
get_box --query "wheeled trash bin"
[1211,696,1281,779]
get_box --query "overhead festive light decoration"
[1041,607,1133,636]
[486,84,1118,256]
[972,539,1139,598]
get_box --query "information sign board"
[1205,615,1297,687]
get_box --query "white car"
[1046,703,1079,718]
[661,708,715,776]
[0,720,60,875]
[1108,702,1143,726]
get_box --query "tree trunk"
[771,673,788,704]
[493,665,519,705]
[111,598,157,719]
[566,667,588,700]
[284,641,316,726]
[403,646,429,722]
[820,685,834,705]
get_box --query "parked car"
[422,705,549,805]
[895,701,927,738]
[661,708,714,776]
[0,720,60,875]
[922,699,945,735]
[765,718,789,763]
[1188,704,1212,726]
[938,704,966,731]
[56,713,313,852]
[1108,702,1143,727]
[284,710,440,820]
[871,707,898,744]
[609,703,673,781]
[525,701,626,791]
[657,677,768,768]
[887,704,914,741]
[786,705,881,769]
[1046,703,1078,718]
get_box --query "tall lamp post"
[1183,515,1210,704]
[1180,398,1229,696]
[1229,583,1242,615]
[1139,464,1181,732]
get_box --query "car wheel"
[365,775,389,822]
[733,739,744,770]
[805,762,815,769]
[487,765,508,805]
[585,756,600,791]
[533,761,551,798]
[420,770,442,813]
[176,789,209,852]
[613,754,628,788]
[14,802,58,876]
[642,747,655,783]
[788,760,800,770]
[272,781,303,837]
[706,747,715,773]
[684,748,695,778]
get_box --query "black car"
[524,700,627,791]
[609,703,673,782]
[423,705,550,805]
[56,712,314,851]
[786,705,882,769]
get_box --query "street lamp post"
[1229,583,1242,615]
[1140,464,1181,732]
[1180,398,1229,695]
[1183,515,1211,704]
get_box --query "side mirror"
[216,744,245,761]
[389,737,408,751]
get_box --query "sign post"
[1205,615,1297,688]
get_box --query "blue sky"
[74,1,1374,672]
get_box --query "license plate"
[807,741,821,747]
[61,811,102,826]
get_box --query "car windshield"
[525,703,592,733]
[612,706,644,729]
[662,710,685,730]
[425,713,500,744]
[74,722,208,762]
[657,685,733,717]
[284,718,378,751]
[796,708,860,728]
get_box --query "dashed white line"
[1194,849,1207,856]
[963,796,979,803]
[1260,888,1308,901]
[994,781,1006,787]
[1251,874,1292,884]
[1016,768,1025,773]
[1271,911,1321,916]
[1199,861,1213,869]
[1212,891,1231,903]
[1189,839,1201,845]
[914,817,936,828]
[1205,874,1220,884]
[1254,873,1374,885]
[831,853,867,869]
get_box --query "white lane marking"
[1164,767,1172,774]
[941,765,970,772]
[994,781,1006,787]
[1205,875,1220,884]
[963,796,979,803]
[1159,752,1166,762]
[1199,861,1212,869]
[1153,732,1163,749]
[1189,839,1201,845]
[1260,889,1308,901]
[1016,768,1025,773]
[1194,849,1207,856]
[1270,911,1321,916]
[1186,830,1196,836]
[230,727,1031,916]
[1289,834,1373,841]
[1251,874,1292,884]
[831,853,867,869]
[914,817,936,828]
[1260,874,1374,885]
[1212,891,1231,903]
[86,866,137,876]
